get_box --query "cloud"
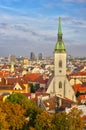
[42,0,67,9]
[0,4,30,16]
[0,13,56,57]
[0,9,85,57]
[62,16,86,28]
[66,41,86,57]
[0,5,19,11]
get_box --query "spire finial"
[58,17,62,35]
[58,17,63,41]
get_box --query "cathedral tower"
[47,17,76,101]
[54,17,66,97]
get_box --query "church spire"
[58,17,62,35]
[58,17,62,41]
[55,17,66,53]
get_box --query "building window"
[59,60,62,68]
[59,81,62,88]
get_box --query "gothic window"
[59,81,62,88]
[59,60,62,68]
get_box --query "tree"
[52,112,68,130]
[0,106,9,130]
[34,111,55,130]
[7,92,29,108]
[30,83,36,93]
[30,83,40,93]
[6,93,37,113]
[52,108,84,130]
[6,93,43,128]
[29,127,36,130]
[0,101,27,130]
[67,107,84,130]
[76,91,80,97]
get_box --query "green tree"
[67,107,84,130]
[7,92,29,109]
[76,91,80,97]
[52,112,68,130]
[30,83,40,93]
[52,108,84,130]
[30,83,36,93]
[6,93,43,128]
[6,93,37,113]
[35,111,55,130]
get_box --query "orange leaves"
[35,111,55,130]
[0,107,9,130]
[0,101,27,130]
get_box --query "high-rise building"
[30,52,35,61]
[38,53,42,60]
[9,55,16,63]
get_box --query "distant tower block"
[30,52,35,61]
[38,53,42,60]
[9,55,16,63]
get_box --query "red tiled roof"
[0,83,25,90]
[71,71,86,76]
[79,95,86,100]
[0,85,14,90]
[73,84,86,92]
[0,70,11,77]
[65,97,75,103]
[83,115,86,120]
[43,97,56,110]
[23,92,49,98]
[23,73,48,84]
[36,87,44,92]
[6,77,27,85]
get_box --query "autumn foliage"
[0,93,85,130]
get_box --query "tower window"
[59,81,62,88]
[59,60,62,68]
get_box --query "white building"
[46,17,76,102]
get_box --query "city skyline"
[0,0,86,57]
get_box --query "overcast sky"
[0,0,86,58]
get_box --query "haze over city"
[0,0,86,57]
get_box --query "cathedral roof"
[55,17,66,53]
[55,40,66,53]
